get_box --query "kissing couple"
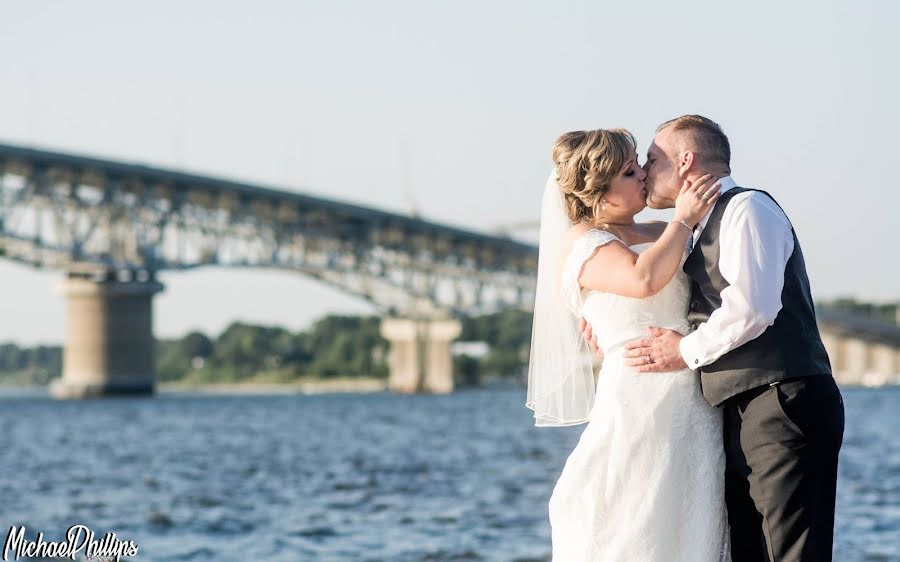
[526,115,845,561]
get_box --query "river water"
[0,386,897,561]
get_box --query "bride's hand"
[672,174,721,227]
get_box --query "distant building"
[451,341,490,359]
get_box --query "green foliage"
[305,316,387,378]
[168,316,390,381]
[458,308,534,382]
[207,323,295,378]
[454,354,480,387]
[0,344,62,384]
[157,331,214,381]
[0,310,537,386]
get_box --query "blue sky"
[0,0,897,344]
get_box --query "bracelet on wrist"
[673,219,694,232]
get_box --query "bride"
[526,128,730,561]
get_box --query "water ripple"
[0,387,896,561]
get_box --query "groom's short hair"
[657,115,731,173]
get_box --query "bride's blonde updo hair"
[552,128,637,224]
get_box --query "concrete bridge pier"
[380,317,462,394]
[50,272,164,399]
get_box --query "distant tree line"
[2,301,894,387]
[457,308,533,384]
[0,344,62,385]
[0,310,536,386]
[155,315,389,383]
[818,298,898,324]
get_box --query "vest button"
[690,302,697,311]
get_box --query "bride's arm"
[578,175,720,298]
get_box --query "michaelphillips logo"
[3,525,138,561]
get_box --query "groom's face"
[643,127,682,210]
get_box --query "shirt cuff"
[679,331,709,369]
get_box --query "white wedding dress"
[548,229,730,561]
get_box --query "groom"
[584,115,845,561]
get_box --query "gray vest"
[683,187,832,407]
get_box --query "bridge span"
[0,143,537,397]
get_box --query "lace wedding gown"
[548,229,730,561]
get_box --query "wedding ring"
[646,354,653,364]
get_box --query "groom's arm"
[678,192,794,368]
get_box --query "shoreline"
[0,376,528,397]
[0,376,390,397]
[159,376,389,395]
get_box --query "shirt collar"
[696,175,737,232]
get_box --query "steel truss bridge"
[0,143,537,317]
[0,143,538,398]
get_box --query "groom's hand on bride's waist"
[624,327,689,372]
[579,317,603,358]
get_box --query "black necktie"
[687,224,700,253]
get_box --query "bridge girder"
[0,144,538,317]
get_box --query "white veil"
[525,170,598,427]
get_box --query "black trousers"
[723,375,844,562]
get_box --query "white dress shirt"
[679,176,795,368]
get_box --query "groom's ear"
[677,150,696,176]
